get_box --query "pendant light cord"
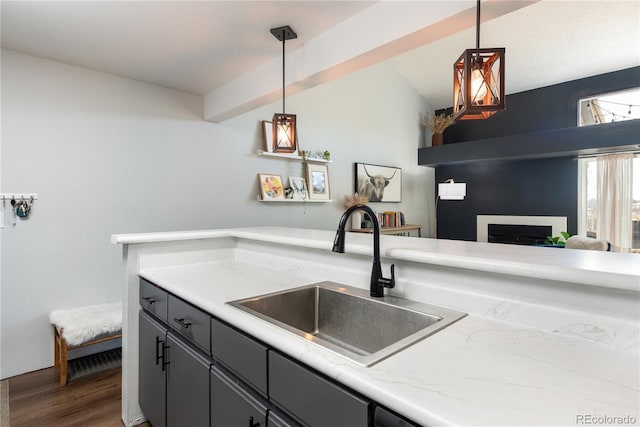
[475,0,480,49]
[281,29,286,114]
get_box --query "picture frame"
[289,177,308,200]
[261,121,273,153]
[258,174,285,200]
[306,164,330,200]
[354,163,402,202]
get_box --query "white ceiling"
[389,0,640,108]
[0,1,374,95]
[2,1,639,114]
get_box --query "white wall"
[0,49,433,378]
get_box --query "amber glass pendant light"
[271,25,298,153]
[453,0,505,120]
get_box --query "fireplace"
[477,215,567,244]
[487,224,551,245]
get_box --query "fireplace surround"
[477,215,567,244]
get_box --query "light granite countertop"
[114,226,640,292]
[113,226,640,426]
[139,259,639,426]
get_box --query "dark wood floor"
[9,366,150,427]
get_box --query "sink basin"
[227,281,467,366]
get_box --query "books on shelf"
[362,211,405,228]
[378,211,405,228]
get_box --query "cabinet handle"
[161,343,170,372]
[249,416,260,427]
[142,296,156,305]
[173,317,192,329]
[155,336,164,366]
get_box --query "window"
[578,88,639,252]
[579,154,639,252]
[578,88,640,126]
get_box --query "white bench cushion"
[50,301,122,346]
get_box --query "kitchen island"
[112,227,639,426]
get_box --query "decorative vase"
[432,132,443,147]
[351,211,362,230]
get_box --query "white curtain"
[596,153,634,252]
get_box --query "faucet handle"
[379,264,395,289]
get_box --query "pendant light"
[453,0,505,120]
[271,25,298,153]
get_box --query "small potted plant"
[544,231,571,247]
[344,193,369,229]
[421,112,456,146]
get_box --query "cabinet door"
[166,332,211,427]
[210,365,268,427]
[269,351,370,427]
[139,311,167,427]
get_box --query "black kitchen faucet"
[332,204,395,297]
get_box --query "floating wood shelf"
[257,150,332,163]
[257,196,333,203]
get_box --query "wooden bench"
[50,301,122,386]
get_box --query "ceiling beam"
[204,0,538,123]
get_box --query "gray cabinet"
[268,410,302,427]
[139,279,212,427]
[210,365,268,427]
[169,295,211,353]
[211,318,268,396]
[269,351,370,427]
[140,278,168,322]
[139,277,418,427]
[166,332,210,427]
[374,407,420,427]
[139,311,167,427]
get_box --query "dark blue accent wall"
[441,67,640,143]
[432,67,638,241]
[436,158,578,241]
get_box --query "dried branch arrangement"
[344,193,369,208]
[421,113,456,133]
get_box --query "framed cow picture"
[354,163,402,202]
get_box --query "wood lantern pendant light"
[453,0,505,120]
[271,25,298,153]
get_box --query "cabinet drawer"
[139,278,168,322]
[211,318,268,396]
[374,406,419,427]
[210,365,268,427]
[268,410,303,427]
[269,351,371,427]
[168,295,211,353]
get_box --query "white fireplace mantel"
[477,215,568,242]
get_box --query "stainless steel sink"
[227,281,467,366]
